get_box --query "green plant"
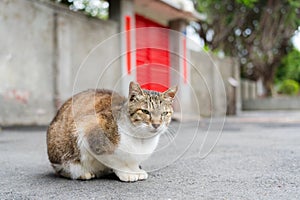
[277,79,300,95]
[276,48,300,83]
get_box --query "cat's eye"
[141,109,150,115]
[162,111,169,116]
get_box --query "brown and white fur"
[47,82,177,182]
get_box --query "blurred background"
[0,0,299,126]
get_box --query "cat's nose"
[152,124,160,129]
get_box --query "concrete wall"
[189,51,240,117]
[241,80,300,110]
[241,79,257,101]
[0,0,55,125]
[0,0,119,126]
[243,97,300,110]
[55,7,120,102]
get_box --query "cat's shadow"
[41,171,119,182]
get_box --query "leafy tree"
[276,48,300,83]
[196,0,300,96]
[52,0,109,19]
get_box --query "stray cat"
[47,82,177,182]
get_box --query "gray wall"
[241,79,257,101]
[189,51,240,117]
[0,0,119,126]
[243,97,300,110]
[55,7,120,102]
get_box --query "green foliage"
[288,0,300,7]
[236,0,257,8]
[277,79,300,95]
[276,48,300,83]
[203,44,211,52]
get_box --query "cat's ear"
[162,86,178,101]
[129,81,144,101]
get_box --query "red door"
[135,15,170,92]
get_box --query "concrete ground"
[0,111,299,200]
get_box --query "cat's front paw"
[79,172,95,180]
[136,169,148,180]
[114,170,148,182]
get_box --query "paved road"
[0,111,299,199]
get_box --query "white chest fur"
[115,115,161,162]
[88,120,161,173]
[117,129,160,161]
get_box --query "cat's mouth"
[140,128,161,138]
[128,131,159,139]
[150,126,166,134]
[128,122,166,138]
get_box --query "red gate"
[135,15,170,92]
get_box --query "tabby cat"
[47,82,177,182]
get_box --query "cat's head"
[127,82,178,137]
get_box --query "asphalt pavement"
[0,111,299,199]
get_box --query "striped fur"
[47,82,177,182]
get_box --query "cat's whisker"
[168,127,180,146]
[167,127,177,137]
[164,131,175,144]
[166,131,180,150]
[166,128,176,138]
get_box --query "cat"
[47,82,177,182]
